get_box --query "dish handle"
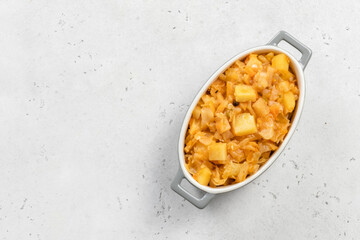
[171,168,215,209]
[268,30,312,70]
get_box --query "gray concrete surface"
[0,0,359,239]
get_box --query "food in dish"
[184,52,299,187]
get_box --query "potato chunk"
[208,143,227,162]
[232,113,257,136]
[281,70,294,81]
[194,166,212,186]
[272,53,290,73]
[234,84,257,102]
[283,91,295,113]
[252,98,270,117]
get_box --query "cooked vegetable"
[215,113,231,134]
[245,54,263,77]
[184,52,299,187]
[234,84,257,102]
[283,91,296,113]
[271,53,289,73]
[232,113,257,136]
[193,166,212,186]
[208,143,227,162]
[252,98,270,117]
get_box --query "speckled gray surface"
[0,0,360,239]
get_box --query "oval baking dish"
[171,31,312,209]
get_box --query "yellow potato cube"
[208,143,227,162]
[234,84,257,102]
[283,91,296,113]
[252,98,270,117]
[280,70,294,81]
[194,166,212,186]
[272,53,290,73]
[232,113,257,136]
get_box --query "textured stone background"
[0,0,359,239]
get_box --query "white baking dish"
[171,31,312,208]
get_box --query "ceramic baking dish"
[171,31,312,208]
